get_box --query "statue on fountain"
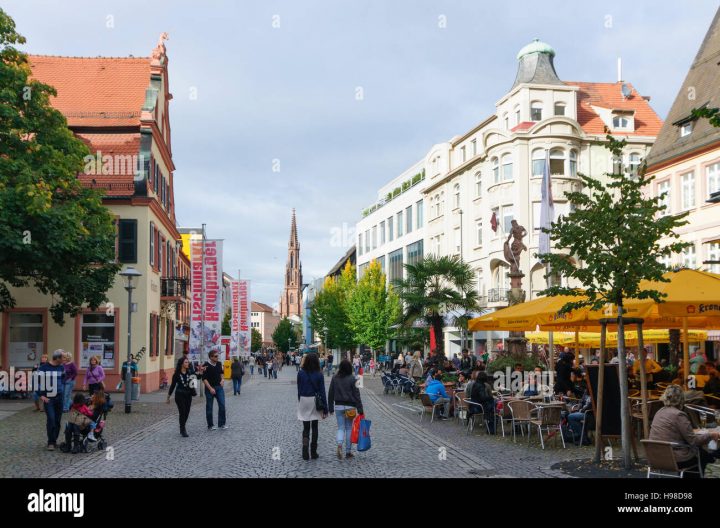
[503,220,527,274]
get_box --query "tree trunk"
[616,302,632,470]
[594,321,607,464]
[432,315,445,360]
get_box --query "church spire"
[289,208,299,247]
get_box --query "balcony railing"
[161,277,189,299]
[487,288,509,303]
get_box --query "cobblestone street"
[0,366,606,478]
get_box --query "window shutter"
[149,222,155,266]
[118,219,137,263]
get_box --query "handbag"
[357,418,372,452]
[310,374,324,411]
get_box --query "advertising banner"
[189,239,223,363]
[238,280,251,358]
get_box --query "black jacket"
[328,374,363,415]
[231,362,244,379]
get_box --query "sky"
[5,0,719,306]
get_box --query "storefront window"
[8,313,44,368]
[80,313,116,369]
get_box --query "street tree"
[251,328,262,352]
[346,259,401,359]
[537,135,690,469]
[272,317,297,353]
[309,262,356,358]
[393,255,479,359]
[0,9,120,324]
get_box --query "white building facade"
[356,39,663,357]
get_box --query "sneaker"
[336,445,343,459]
[221,425,229,429]
[87,431,96,442]
[208,425,217,430]
[46,444,55,451]
[345,452,354,459]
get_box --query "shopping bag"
[357,418,372,452]
[351,413,363,444]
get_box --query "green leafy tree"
[692,106,720,128]
[537,136,691,469]
[221,309,231,335]
[346,260,401,358]
[0,9,119,323]
[272,317,297,353]
[393,255,479,359]
[310,262,356,356]
[251,327,262,352]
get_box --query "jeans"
[205,385,226,428]
[273,369,278,379]
[232,377,242,395]
[44,395,63,446]
[568,412,587,444]
[433,396,451,418]
[175,391,192,431]
[250,366,254,376]
[336,408,355,453]
[62,380,75,412]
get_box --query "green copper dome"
[516,39,555,60]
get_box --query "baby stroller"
[60,393,113,453]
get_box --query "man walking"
[326,353,333,376]
[202,350,227,430]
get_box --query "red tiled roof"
[565,81,663,137]
[252,302,276,313]
[511,121,535,132]
[28,55,151,127]
[75,132,141,196]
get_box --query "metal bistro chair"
[640,439,704,478]
[529,405,566,449]
[630,399,664,439]
[419,393,445,423]
[684,404,719,429]
[454,391,467,425]
[465,399,494,435]
[507,400,536,443]
[495,398,514,438]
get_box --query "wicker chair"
[640,439,703,478]
[529,405,566,449]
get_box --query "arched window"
[554,102,565,116]
[439,192,445,214]
[613,116,629,129]
[492,157,499,183]
[530,101,543,121]
[514,105,521,126]
[612,154,623,174]
[503,112,509,130]
[433,194,440,217]
[629,152,641,177]
[474,172,482,198]
[532,148,546,177]
[549,148,565,176]
[569,150,577,177]
[501,154,513,181]
[453,183,460,209]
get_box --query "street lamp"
[120,267,141,414]
[288,337,291,354]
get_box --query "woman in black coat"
[470,371,496,434]
[167,358,196,437]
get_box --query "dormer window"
[530,101,543,121]
[680,122,693,137]
[611,110,634,131]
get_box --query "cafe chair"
[419,393,445,424]
[684,404,718,429]
[640,439,703,478]
[463,399,490,435]
[507,400,535,443]
[529,405,566,449]
[454,391,467,425]
[630,399,664,439]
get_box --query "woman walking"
[231,357,244,395]
[83,355,105,396]
[167,357,195,437]
[249,354,256,377]
[297,353,328,460]
[408,351,423,382]
[62,351,78,412]
[328,359,364,459]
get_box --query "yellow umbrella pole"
[594,320,607,464]
[574,329,579,367]
[683,317,690,389]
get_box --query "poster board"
[585,364,622,437]
[81,338,115,369]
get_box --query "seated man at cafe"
[459,349,474,377]
[566,389,593,446]
[425,371,452,420]
[631,348,663,389]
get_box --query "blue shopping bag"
[357,418,372,452]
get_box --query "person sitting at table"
[692,365,710,389]
[566,389,593,446]
[425,371,451,420]
[470,371,496,434]
[649,384,720,477]
[398,362,410,377]
[459,349,474,377]
[464,370,479,403]
[568,369,586,399]
[632,349,663,389]
[703,369,720,402]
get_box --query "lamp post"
[120,267,142,414]
[288,337,291,354]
